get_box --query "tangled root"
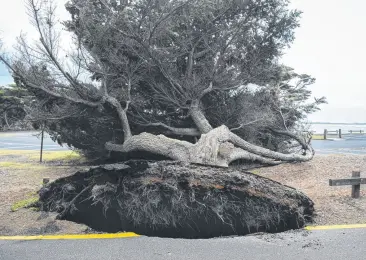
[39,160,314,238]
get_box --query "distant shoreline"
[311,122,366,125]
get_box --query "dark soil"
[39,160,314,238]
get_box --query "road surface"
[1,131,366,154]
[0,131,68,151]
[312,134,366,155]
[1,228,365,260]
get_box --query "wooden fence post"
[339,129,342,138]
[352,171,361,198]
[323,129,327,140]
[40,128,44,163]
[43,178,50,186]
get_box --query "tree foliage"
[0,84,32,130]
[0,0,326,166]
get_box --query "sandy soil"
[256,154,366,225]
[1,151,365,236]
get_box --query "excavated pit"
[39,160,314,238]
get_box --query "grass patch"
[0,150,83,163]
[28,150,82,162]
[0,161,47,169]
[248,169,260,174]
[0,150,38,156]
[0,133,17,137]
[11,197,38,212]
[312,134,325,140]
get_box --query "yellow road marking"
[2,224,365,240]
[305,224,366,230]
[0,232,140,240]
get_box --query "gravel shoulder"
[256,154,366,225]
[1,151,365,236]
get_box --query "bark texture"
[189,100,214,134]
[39,161,314,238]
[106,125,313,167]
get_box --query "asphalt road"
[0,131,68,151]
[2,131,366,155]
[312,134,366,155]
[1,229,365,260]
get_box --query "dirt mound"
[39,160,314,238]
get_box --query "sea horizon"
[311,122,366,125]
[309,122,366,134]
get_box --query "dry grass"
[0,150,88,235]
[0,161,48,169]
[11,197,38,212]
[0,149,82,162]
[256,154,366,225]
[311,134,325,140]
[28,151,82,162]
[0,133,18,137]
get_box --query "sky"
[0,0,366,123]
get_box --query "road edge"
[305,224,366,230]
[0,232,140,240]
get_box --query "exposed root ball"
[39,161,314,238]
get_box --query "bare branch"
[0,55,101,107]
[230,119,265,132]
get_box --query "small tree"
[0,84,33,130]
[0,0,325,167]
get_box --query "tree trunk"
[106,125,313,167]
[4,111,10,128]
[106,133,192,161]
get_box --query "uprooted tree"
[0,0,326,167]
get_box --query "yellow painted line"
[305,224,366,231]
[0,232,140,240]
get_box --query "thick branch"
[268,128,313,154]
[199,82,214,100]
[105,96,132,140]
[228,148,282,166]
[229,131,313,162]
[189,100,213,134]
[106,133,192,161]
[141,122,201,136]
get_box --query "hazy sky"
[1,0,365,123]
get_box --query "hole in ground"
[63,200,305,239]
